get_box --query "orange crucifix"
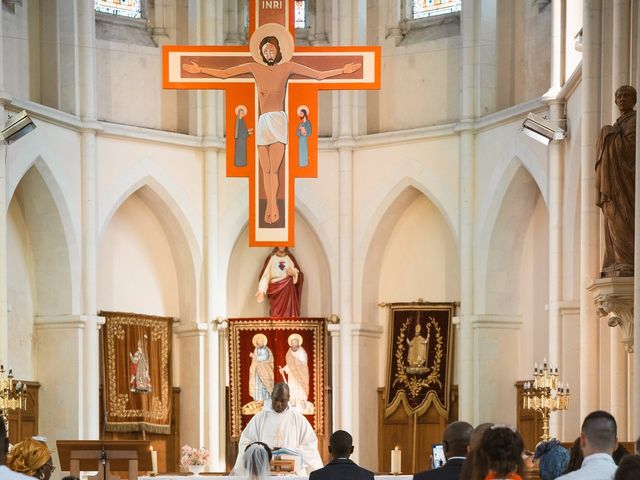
[163,0,381,246]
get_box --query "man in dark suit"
[309,430,374,480]
[413,421,473,480]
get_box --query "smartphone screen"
[432,443,446,469]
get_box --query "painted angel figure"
[130,338,152,393]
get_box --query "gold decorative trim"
[384,304,455,419]
[101,311,173,434]
[228,318,326,438]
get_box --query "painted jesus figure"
[182,36,361,225]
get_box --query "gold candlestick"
[0,365,28,437]
[522,359,570,442]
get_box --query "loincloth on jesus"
[257,111,288,145]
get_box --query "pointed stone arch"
[99,173,200,323]
[360,181,459,326]
[480,162,548,315]
[9,158,79,316]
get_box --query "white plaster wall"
[2,0,33,101]
[512,1,551,105]
[378,194,459,303]
[12,165,74,317]
[562,85,583,303]
[97,136,202,252]
[559,308,580,441]
[35,325,84,470]
[518,194,549,379]
[373,191,459,384]
[96,40,171,130]
[564,2,583,81]
[375,27,460,130]
[7,199,36,380]
[97,192,180,317]
[475,322,521,424]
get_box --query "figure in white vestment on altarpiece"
[279,333,314,414]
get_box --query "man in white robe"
[234,382,323,475]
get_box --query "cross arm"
[182,60,254,79]
[288,61,362,80]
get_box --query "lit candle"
[391,446,401,474]
[150,446,158,474]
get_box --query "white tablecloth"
[141,476,413,480]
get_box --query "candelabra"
[0,365,28,437]
[522,359,570,442]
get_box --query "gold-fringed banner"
[384,303,455,418]
[228,318,327,438]
[101,311,173,434]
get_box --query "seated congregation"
[4,401,640,480]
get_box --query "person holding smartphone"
[413,421,473,480]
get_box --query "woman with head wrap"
[6,438,54,480]
[533,439,569,480]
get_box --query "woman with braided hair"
[472,426,525,480]
[6,438,54,480]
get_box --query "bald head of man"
[443,421,473,459]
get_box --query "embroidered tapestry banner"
[101,311,173,434]
[384,304,455,418]
[228,318,326,438]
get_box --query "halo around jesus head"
[235,104,247,116]
[252,333,268,347]
[288,333,303,346]
[249,23,295,64]
[297,105,310,117]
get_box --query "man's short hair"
[443,421,473,456]
[259,36,283,64]
[329,430,353,458]
[635,435,640,454]
[582,410,617,452]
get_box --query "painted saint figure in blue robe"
[296,109,311,167]
[234,106,252,167]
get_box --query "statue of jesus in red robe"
[255,247,303,317]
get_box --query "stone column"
[386,0,403,46]
[337,144,354,434]
[0,128,6,364]
[225,0,243,45]
[78,0,100,440]
[0,0,8,366]
[610,0,631,439]
[579,0,602,418]
[312,0,329,46]
[547,99,564,438]
[201,0,226,466]
[335,0,357,438]
[177,324,209,448]
[458,0,477,424]
[633,0,640,435]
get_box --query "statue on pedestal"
[255,247,303,317]
[596,85,637,277]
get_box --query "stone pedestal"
[588,277,634,353]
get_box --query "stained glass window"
[95,0,142,19]
[295,1,306,28]
[413,0,461,19]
